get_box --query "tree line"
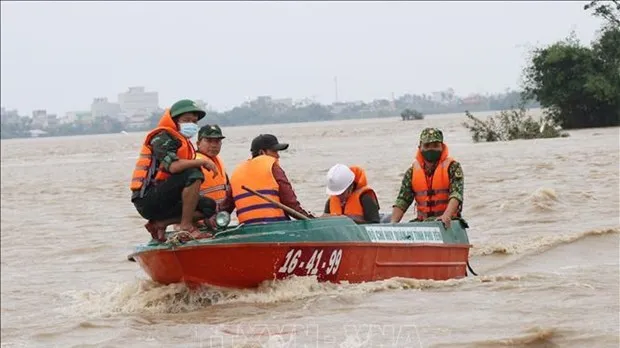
[464,1,620,142]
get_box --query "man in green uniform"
[130,99,218,241]
[390,127,464,228]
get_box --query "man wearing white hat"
[323,164,380,224]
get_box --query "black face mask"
[421,149,442,162]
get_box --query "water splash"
[61,273,543,318]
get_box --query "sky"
[0,1,604,116]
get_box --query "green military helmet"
[419,127,444,144]
[198,124,225,140]
[170,99,206,121]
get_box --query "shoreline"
[1,107,546,142]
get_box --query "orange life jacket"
[329,186,378,220]
[129,109,196,193]
[328,166,379,221]
[410,144,459,219]
[349,165,368,188]
[229,155,288,224]
[196,152,228,204]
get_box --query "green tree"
[400,108,423,120]
[462,106,568,143]
[0,117,31,139]
[584,0,620,27]
[522,1,620,129]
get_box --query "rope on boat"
[165,230,196,245]
[467,261,478,276]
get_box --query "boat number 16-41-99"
[277,248,343,277]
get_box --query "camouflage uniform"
[148,131,204,184]
[131,99,216,222]
[197,124,232,194]
[393,127,464,219]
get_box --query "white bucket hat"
[326,164,355,195]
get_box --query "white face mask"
[179,122,198,138]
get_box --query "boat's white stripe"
[364,226,444,244]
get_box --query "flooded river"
[1,110,619,347]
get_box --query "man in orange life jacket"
[322,164,381,224]
[390,127,464,228]
[196,124,230,206]
[171,124,230,232]
[220,134,314,224]
[130,99,219,241]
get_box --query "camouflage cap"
[198,124,225,139]
[419,127,444,144]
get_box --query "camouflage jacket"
[150,131,181,172]
[393,160,464,213]
[149,131,203,183]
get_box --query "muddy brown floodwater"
[1,110,618,347]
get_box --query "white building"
[27,110,58,129]
[63,111,92,125]
[118,86,159,117]
[126,111,151,129]
[63,111,78,124]
[91,97,121,119]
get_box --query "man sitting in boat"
[129,99,219,241]
[196,124,230,206]
[323,164,381,224]
[390,127,464,228]
[220,134,314,224]
[172,124,230,232]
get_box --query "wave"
[496,187,561,214]
[471,227,619,256]
[431,326,558,348]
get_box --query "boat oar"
[241,185,310,221]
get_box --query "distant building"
[370,99,390,110]
[91,97,121,119]
[63,111,93,125]
[1,107,22,125]
[252,96,272,108]
[26,110,57,129]
[329,102,348,114]
[62,111,76,124]
[272,98,293,107]
[118,86,159,117]
[462,94,485,105]
[431,88,456,105]
[46,114,59,128]
[126,110,150,129]
[294,98,315,108]
[63,111,78,124]
[76,111,93,125]
[32,109,48,128]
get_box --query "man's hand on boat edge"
[437,213,452,229]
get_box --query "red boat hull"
[134,242,471,289]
